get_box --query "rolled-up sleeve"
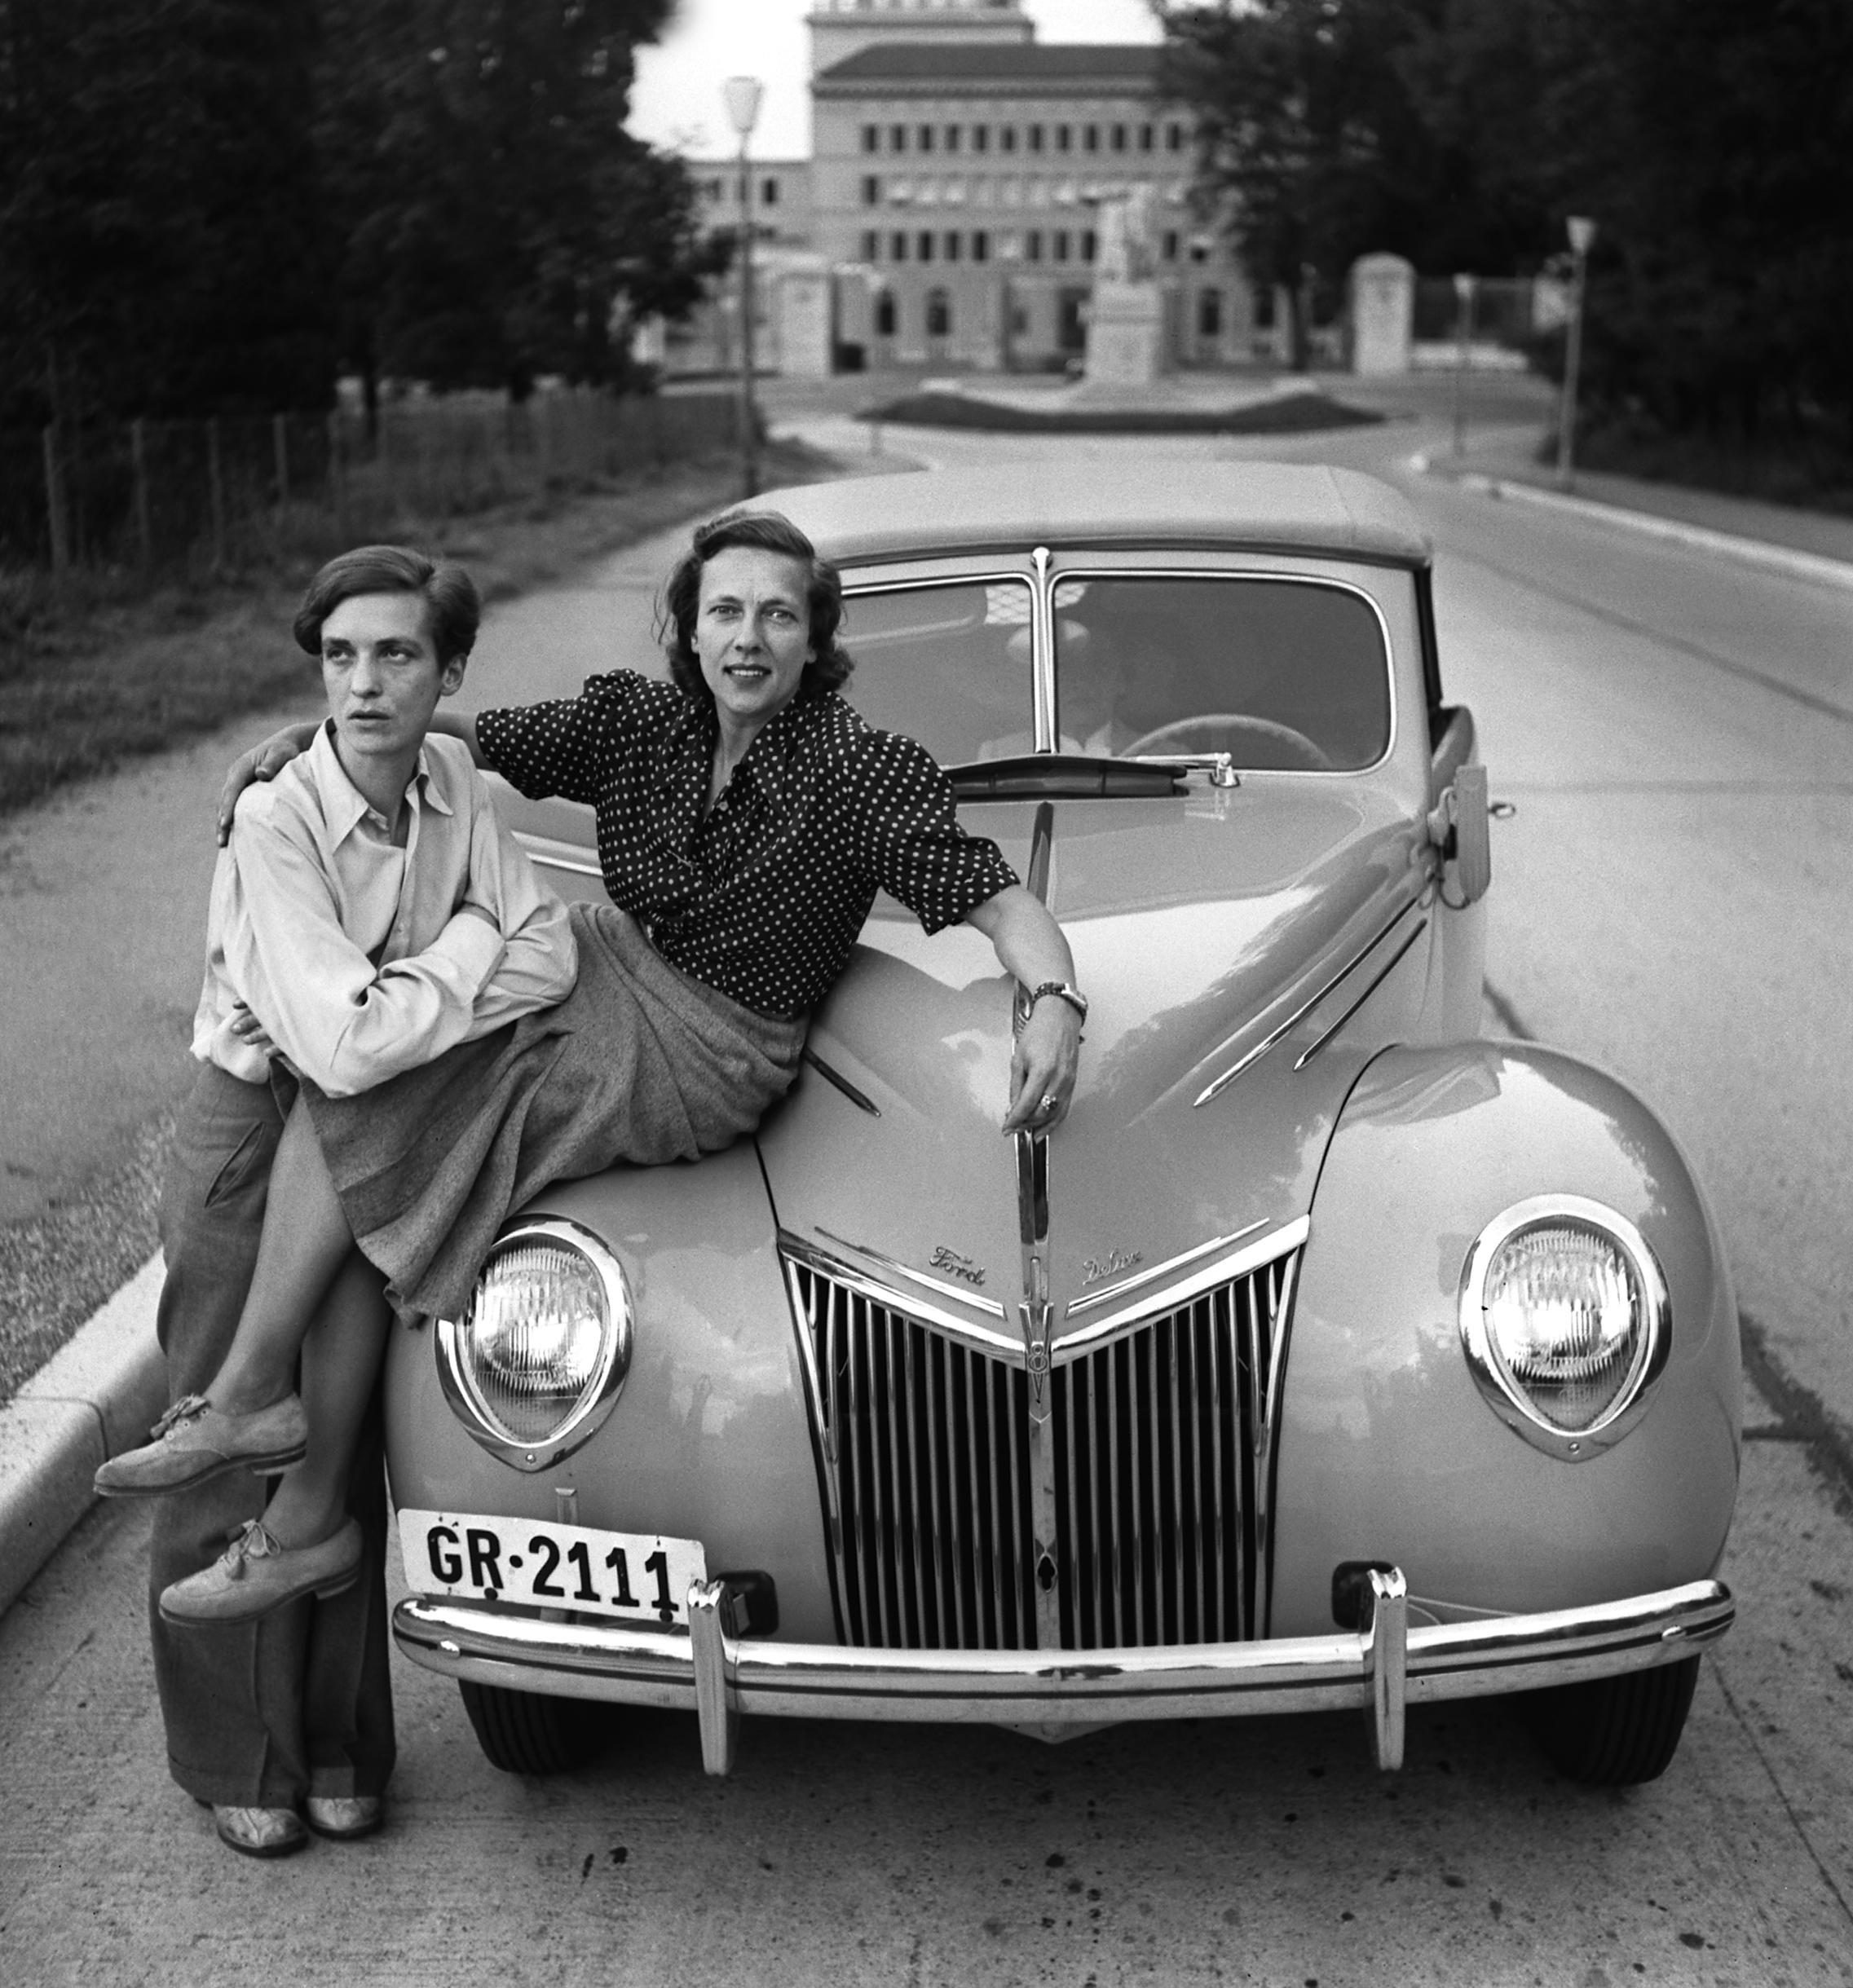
[849,730,1019,935]
[222,811,506,1097]
[477,673,639,804]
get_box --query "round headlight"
[1459,1195,1669,1460]
[437,1218,633,1470]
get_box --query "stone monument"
[1349,253,1415,376]
[775,253,835,381]
[1083,187,1169,389]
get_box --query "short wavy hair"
[659,509,853,705]
[293,545,481,665]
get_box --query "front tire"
[458,1681,609,1775]
[1528,1655,1701,1785]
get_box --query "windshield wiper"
[946,754,1186,800]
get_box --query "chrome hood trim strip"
[792,1230,1013,1333]
[1193,893,1426,1109]
[1057,1216,1309,1351]
[1065,1219,1268,1320]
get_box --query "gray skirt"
[302,904,806,1323]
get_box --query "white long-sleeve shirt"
[192,722,577,1096]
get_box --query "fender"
[1270,1042,1739,1638]
[384,1141,840,1642]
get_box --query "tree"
[314,0,722,403]
[0,0,336,427]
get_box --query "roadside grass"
[0,438,837,821]
[1543,417,1853,517]
[0,434,859,1403]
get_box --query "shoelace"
[217,1519,284,1580]
[148,1393,210,1442]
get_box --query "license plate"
[399,1510,707,1626]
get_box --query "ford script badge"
[929,1245,986,1287]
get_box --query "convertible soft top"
[759,461,1432,569]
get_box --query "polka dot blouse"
[477,672,1020,1017]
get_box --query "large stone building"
[664,0,1285,377]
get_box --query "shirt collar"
[308,719,446,844]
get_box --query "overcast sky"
[628,0,1165,160]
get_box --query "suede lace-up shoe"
[95,1392,308,1497]
[159,1515,364,1625]
[214,1805,309,1858]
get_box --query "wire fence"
[1,389,743,584]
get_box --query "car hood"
[757,785,1435,1341]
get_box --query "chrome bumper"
[394,1571,1732,1778]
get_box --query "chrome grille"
[785,1250,1299,1651]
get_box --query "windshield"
[1051,575,1390,772]
[839,573,1391,776]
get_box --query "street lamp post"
[1556,214,1596,491]
[1451,271,1478,458]
[722,76,764,499]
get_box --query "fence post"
[130,418,152,570]
[272,413,289,518]
[205,417,227,570]
[42,424,72,590]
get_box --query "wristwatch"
[1030,981,1088,1026]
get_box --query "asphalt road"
[3,399,1852,1983]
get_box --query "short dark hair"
[293,545,481,665]
[658,509,853,705]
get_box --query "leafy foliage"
[0,0,721,425]
[1160,0,1853,439]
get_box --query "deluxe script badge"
[1080,1247,1143,1287]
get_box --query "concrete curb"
[1410,452,1853,593]
[0,1252,165,1615]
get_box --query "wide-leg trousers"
[147,1062,395,1807]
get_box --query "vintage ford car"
[386,464,1738,1787]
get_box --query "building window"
[876,294,897,337]
[890,125,907,152]
[862,230,879,262]
[862,175,880,206]
[1053,229,1070,262]
[704,178,722,201]
[1252,283,1277,330]
[1027,124,1043,152]
[1055,124,1071,152]
[1112,124,1127,152]
[945,126,961,152]
[1198,289,1223,338]
[1139,123,1154,152]
[891,231,907,262]
[1162,230,1180,262]
[926,289,952,338]
[945,231,961,262]
[973,126,989,153]
[862,125,879,154]
[918,231,934,262]
[1189,237,1210,264]
[1000,126,1017,153]
[1083,125,1099,152]
[1026,229,1043,262]
[973,230,990,262]
[761,177,779,206]
[918,124,934,152]
[1166,122,1185,152]
[1082,230,1096,262]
